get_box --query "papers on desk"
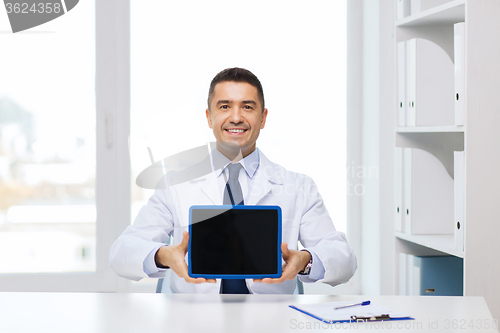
[289,301,413,323]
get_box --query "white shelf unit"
[394,0,465,296]
[391,0,500,317]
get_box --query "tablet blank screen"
[190,208,279,275]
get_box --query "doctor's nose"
[228,108,244,123]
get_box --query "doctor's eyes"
[219,105,254,110]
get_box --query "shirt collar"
[212,147,260,179]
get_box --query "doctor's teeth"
[228,129,245,132]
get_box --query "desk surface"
[0,293,497,333]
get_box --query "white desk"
[0,293,496,332]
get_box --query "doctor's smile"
[225,128,248,135]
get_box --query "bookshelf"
[392,0,500,316]
[394,0,465,297]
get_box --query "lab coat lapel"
[245,151,282,205]
[200,171,223,205]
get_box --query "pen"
[334,300,371,310]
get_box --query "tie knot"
[228,163,242,180]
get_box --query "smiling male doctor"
[110,68,357,293]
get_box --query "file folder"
[403,148,412,233]
[405,40,416,126]
[405,38,454,126]
[413,0,453,14]
[407,254,417,295]
[397,42,406,127]
[454,22,466,126]
[289,301,413,323]
[398,252,407,295]
[403,148,454,235]
[394,148,403,232]
[454,151,465,251]
[410,0,421,15]
[413,256,464,296]
[397,0,411,20]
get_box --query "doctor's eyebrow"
[216,100,232,106]
[215,100,257,106]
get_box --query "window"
[0,0,125,292]
[0,2,96,274]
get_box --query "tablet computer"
[188,205,282,279]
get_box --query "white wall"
[348,0,395,295]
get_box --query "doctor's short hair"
[207,67,265,112]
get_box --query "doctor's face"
[206,81,268,159]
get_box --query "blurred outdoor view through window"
[0,2,95,273]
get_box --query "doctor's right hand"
[154,231,216,284]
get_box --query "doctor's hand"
[155,231,216,284]
[253,242,312,284]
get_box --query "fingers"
[281,242,289,256]
[258,265,297,284]
[171,232,215,284]
[173,258,216,284]
[256,246,301,284]
[179,231,190,250]
[185,277,217,284]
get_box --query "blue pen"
[334,300,371,310]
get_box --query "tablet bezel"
[188,205,282,279]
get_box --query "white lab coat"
[110,150,357,293]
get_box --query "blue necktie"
[220,163,250,294]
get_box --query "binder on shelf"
[405,38,455,126]
[405,40,416,126]
[413,256,463,296]
[397,0,411,20]
[395,148,403,232]
[399,252,407,295]
[403,148,412,233]
[454,151,465,251]
[406,254,419,295]
[410,0,421,15]
[403,147,454,235]
[397,42,406,127]
[412,0,455,14]
[454,22,466,126]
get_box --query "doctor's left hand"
[253,242,311,284]
[155,231,216,284]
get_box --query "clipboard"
[289,301,414,323]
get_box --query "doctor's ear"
[206,109,213,128]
